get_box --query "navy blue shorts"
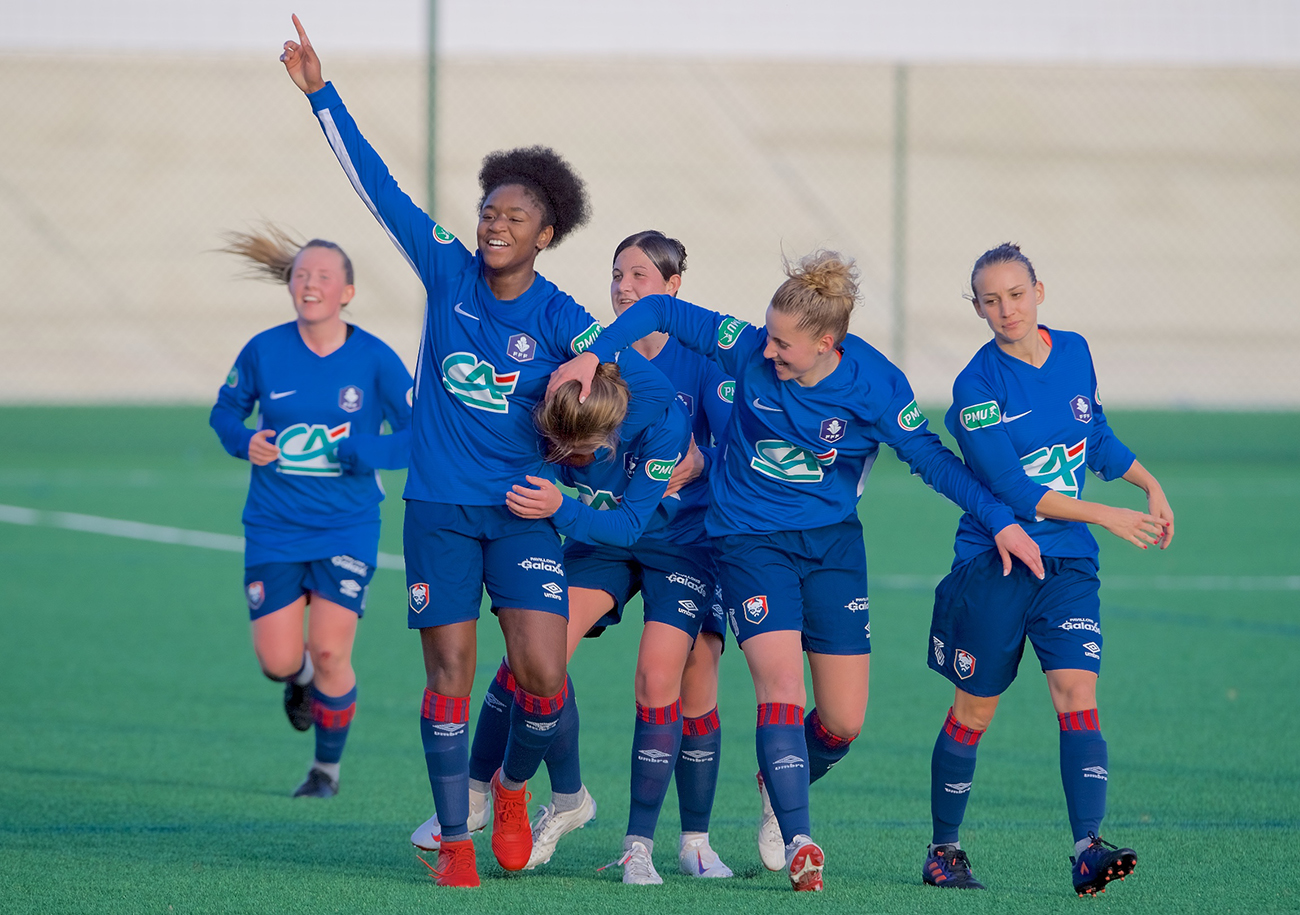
[713,516,870,656]
[403,499,568,629]
[928,550,1103,697]
[565,537,726,643]
[244,554,374,621]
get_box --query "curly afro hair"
[478,145,591,248]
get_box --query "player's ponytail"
[770,249,860,343]
[221,225,355,288]
[534,362,629,465]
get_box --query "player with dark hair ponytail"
[919,242,1173,896]
[280,16,660,887]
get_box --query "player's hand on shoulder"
[547,351,600,403]
[248,428,280,466]
[663,436,702,496]
[280,14,326,94]
[506,475,563,519]
[993,523,1044,579]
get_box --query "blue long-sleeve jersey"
[307,82,613,506]
[549,358,692,547]
[946,328,1136,565]
[210,322,413,565]
[586,295,1018,538]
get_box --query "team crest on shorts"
[1070,394,1093,423]
[743,595,769,625]
[409,582,430,614]
[246,581,265,611]
[954,649,976,680]
[819,417,848,444]
[507,333,537,363]
[339,384,363,413]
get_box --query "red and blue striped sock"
[756,702,809,844]
[311,683,356,765]
[1058,708,1107,842]
[676,707,721,833]
[627,700,683,841]
[804,707,855,785]
[931,707,983,845]
[501,683,566,786]
[468,658,515,784]
[420,689,471,840]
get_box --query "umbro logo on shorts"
[543,582,564,600]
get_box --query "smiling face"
[288,245,354,325]
[610,245,681,316]
[971,260,1044,347]
[476,183,554,274]
[763,306,836,384]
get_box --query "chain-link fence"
[2,51,1297,406]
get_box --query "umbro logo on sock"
[431,723,465,736]
[680,750,715,762]
[484,692,508,712]
[944,781,973,794]
[525,719,558,732]
[638,748,672,764]
[772,754,805,771]
[1082,766,1109,780]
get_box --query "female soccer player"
[210,227,412,799]
[419,232,736,884]
[281,16,657,887]
[919,243,1173,897]
[550,249,1044,892]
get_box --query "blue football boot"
[922,844,986,889]
[1071,834,1136,896]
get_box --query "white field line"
[1,503,1296,590]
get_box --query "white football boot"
[785,834,825,892]
[755,772,785,871]
[525,785,597,869]
[410,785,490,851]
[678,832,734,878]
[601,839,663,885]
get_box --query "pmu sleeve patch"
[959,401,1001,431]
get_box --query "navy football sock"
[1058,708,1108,842]
[676,707,721,833]
[311,683,356,765]
[543,675,582,796]
[931,706,983,846]
[627,700,682,841]
[756,703,810,844]
[501,684,566,786]
[804,707,855,785]
[420,689,471,840]
[468,658,515,784]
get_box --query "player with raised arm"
[549,249,1044,892]
[919,243,1173,897]
[210,226,412,799]
[281,16,638,886]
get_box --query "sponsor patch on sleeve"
[644,457,677,482]
[959,401,1001,430]
[717,380,735,403]
[897,399,926,431]
[570,321,603,355]
[716,317,749,349]
[432,224,455,244]
[226,366,239,388]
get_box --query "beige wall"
[2,53,1297,406]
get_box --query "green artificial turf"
[1,406,1297,913]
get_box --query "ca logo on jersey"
[442,352,519,413]
[1021,439,1087,497]
[576,483,621,511]
[275,422,351,476]
[716,317,748,349]
[750,440,837,483]
[717,380,735,403]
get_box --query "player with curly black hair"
[282,16,622,887]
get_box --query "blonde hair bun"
[771,249,860,343]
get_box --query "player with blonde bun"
[551,248,1045,892]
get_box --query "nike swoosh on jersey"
[453,302,479,321]
[268,390,296,400]
[1001,410,1032,423]
[752,397,783,412]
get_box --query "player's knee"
[308,644,344,678]
[508,655,566,699]
[814,707,863,740]
[634,665,682,708]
